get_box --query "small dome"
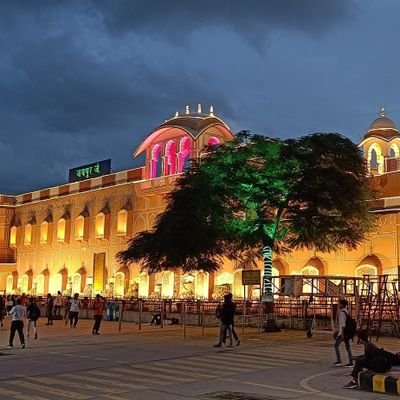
[369,116,397,131]
[363,107,400,141]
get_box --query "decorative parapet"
[2,167,144,207]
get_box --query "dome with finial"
[363,107,400,140]
[133,104,233,157]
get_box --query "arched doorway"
[36,275,45,295]
[214,272,233,299]
[138,272,149,298]
[114,266,130,297]
[71,274,81,295]
[50,274,62,294]
[21,270,33,294]
[37,269,49,295]
[114,273,124,297]
[233,271,243,299]
[21,275,29,294]
[161,271,174,298]
[6,274,14,293]
[195,272,209,299]
[300,266,319,294]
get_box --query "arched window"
[390,144,400,158]
[367,143,383,174]
[117,210,128,235]
[75,216,85,240]
[178,137,191,173]
[150,144,162,178]
[208,136,220,146]
[24,223,32,245]
[95,212,105,238]
[370,149,378,168]
[164,140,177,176]
[9,226,17,247]
[57,218,66,242]
[40,221,49,244]
[301,266,319,294]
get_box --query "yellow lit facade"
[0,107,399,298]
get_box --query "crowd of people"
[0,292,105,348]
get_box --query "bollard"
[161,300,164,328]
[118,301,123,332]
[183,302,187,339]
[242,298,246,335]
[201,301,205,336]
[258,300,262,332]
[138,299,142,331]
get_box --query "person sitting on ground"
[150,313,161,325]
[344,330,392,389]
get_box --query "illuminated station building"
[0,105,399,299]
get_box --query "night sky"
[1,1,399,194]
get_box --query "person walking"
[7,298,26,349]
[0,295,5,328]
[54,291,63,317]
[45,293,54,325]
[26,297,40,339]
[92,294,104,335]
[214,293,235,348]
[69,293,80,328]
[333,299,353,367]
[64,295,71,325]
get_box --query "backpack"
[30,304,41,320]
[343,311,357,339]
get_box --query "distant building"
[0,106,399,299]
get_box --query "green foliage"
[118,131,374,272]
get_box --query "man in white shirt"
[69,293,80,328]
[7,298,26,349]
[333,299,353,367]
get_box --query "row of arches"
[6,267,86,296]
[10,208,130,247]
[150,136,220,178]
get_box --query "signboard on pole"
[242,270,261,286]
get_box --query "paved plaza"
[0,319,398,399]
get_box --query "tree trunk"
[261,238,273,302]
[261,237,281,332]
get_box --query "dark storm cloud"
[93,0,353,42]
[0,0,357,194]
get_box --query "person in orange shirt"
[92,294,104,335]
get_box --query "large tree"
[118,132,374,299]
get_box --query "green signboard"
[69,159,111,182]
